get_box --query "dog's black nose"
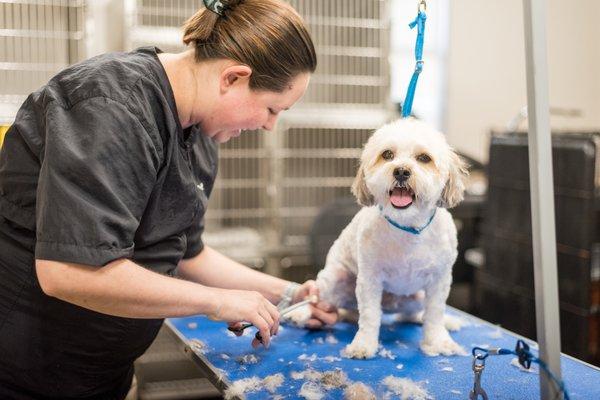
[394,168,411,182]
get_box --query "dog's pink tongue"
[391,188,413,207]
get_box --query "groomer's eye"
[382,150,394,160]
[416,153,432,163]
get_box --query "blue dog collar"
[379,207,437,235]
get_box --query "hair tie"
[203,0,225,16]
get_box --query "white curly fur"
[305,119,469,358]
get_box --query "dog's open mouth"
[389,186,415,209]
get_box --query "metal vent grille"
[0,0,85,124]
[278,126,369,247]
[125,0,191,53]
[205,130,269,231]
[290,0,389,108]
[272,110,389,252]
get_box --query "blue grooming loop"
[401,1,427,118]
[167,308,600,399]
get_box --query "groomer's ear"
[221,64,252,89]
[351,162,375,206]
[440,150,469,208]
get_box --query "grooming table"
[167,308,600,399]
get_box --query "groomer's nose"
[262,114,277,131]
[393,167,411,182]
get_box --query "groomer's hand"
[294,280,338,329]
[209,288,280,348]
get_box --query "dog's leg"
[420,270,467,356]
[284,263,356,327]
[343,267,382,359]
[316,263,357,309]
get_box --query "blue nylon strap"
[471,340,571,400]
[401,10,427,118]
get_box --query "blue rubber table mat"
[167,308,600,399]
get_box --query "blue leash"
[472,340,570,400]
[401,2,427,118]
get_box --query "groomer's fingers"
[293,280,318,304]
[266,300,280,319]
[308,282,319,298]
[258,306,278,337]
[251,317,271,348]
[264,300,280,335]
[310,304,338,326]
[227,322,245,336]
[272,314,280,336]
[315,301,335,312]
[306,318,324,329]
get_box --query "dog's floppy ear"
[351,162,375,206]
[440,150,469,208]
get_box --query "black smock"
[0,47,218,399]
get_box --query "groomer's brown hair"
[183,0,317,92]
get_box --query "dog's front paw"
[444,314,468,332]
[282,305,312,327]
[420,330,467,357]
[343,336,378,359]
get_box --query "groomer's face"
[210,71,310,143]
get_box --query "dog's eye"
[416,153,431,163]
[381,150,394,160]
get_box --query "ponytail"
[182,7,218,45]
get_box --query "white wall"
[85,0,125,58]
[445,0,600,162]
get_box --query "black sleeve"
[183,185,211,259]
[35,97,162,266]
[182,137,217,260]
[183,209,206,259]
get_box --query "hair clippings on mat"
[204,0,226,16]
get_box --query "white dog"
[291,118,469,359]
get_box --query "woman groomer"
[0,0,337,398]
